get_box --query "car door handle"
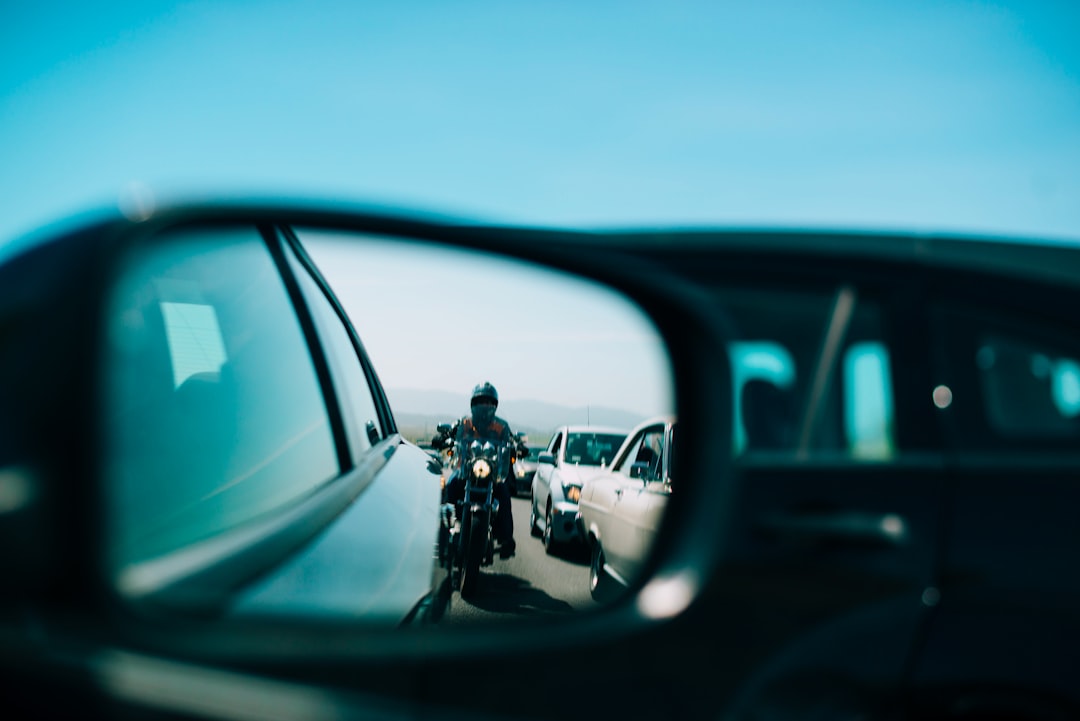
[757,510,908,547]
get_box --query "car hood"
[558,464,611,486]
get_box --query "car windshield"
[564,433,626,466]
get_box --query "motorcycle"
[435,424,512,598]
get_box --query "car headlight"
[566,485,581,503]
[515,463,525,478]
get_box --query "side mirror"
[436,423,452,435]
[0,199,735,706]
[630,461,651,480]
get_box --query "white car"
[529,425,627,554]
[578,416,676,601]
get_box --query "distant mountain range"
[386,387,649,445]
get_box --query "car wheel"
[543,503,558,556]
[530,497,541,537]
[590,539,617,603]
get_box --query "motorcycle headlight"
[472,459,491,479]
[566,485,582,503]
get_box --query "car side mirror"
[0,199,734,687]
[630,461,651,480]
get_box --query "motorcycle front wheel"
[460,513,487,598]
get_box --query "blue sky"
[301,232,674,417]
[2,2,1079,417]
[3,1,1079,245]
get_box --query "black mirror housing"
[0,200,736,720]
[0,222,118,606]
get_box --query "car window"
[976,335,1080,439]
[102,226,339,570]
[549,431,563,457]
[726,285,896,462]
[285,238,384,463]
[614,424,666,481]
[934,304,1080,448]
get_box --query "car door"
[578,461,630,582]
[685,268,947,716]
[907,279,1080,712]
[609,423,668,577]
[639,423,675,549]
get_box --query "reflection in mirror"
[101,223,673,628]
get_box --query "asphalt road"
[444,495,597,624]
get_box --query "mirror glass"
[100,223,674,626]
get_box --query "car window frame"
[279,229,389,465]
[549,430,564,462]
[613,423,665,479]
[279,225,399,444]
[663,422,675,484]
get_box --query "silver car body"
[579,416,675,591]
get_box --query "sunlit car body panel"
[230,442,447,622]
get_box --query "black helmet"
[471,381,499,407]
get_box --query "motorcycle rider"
[436,381,517,558]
